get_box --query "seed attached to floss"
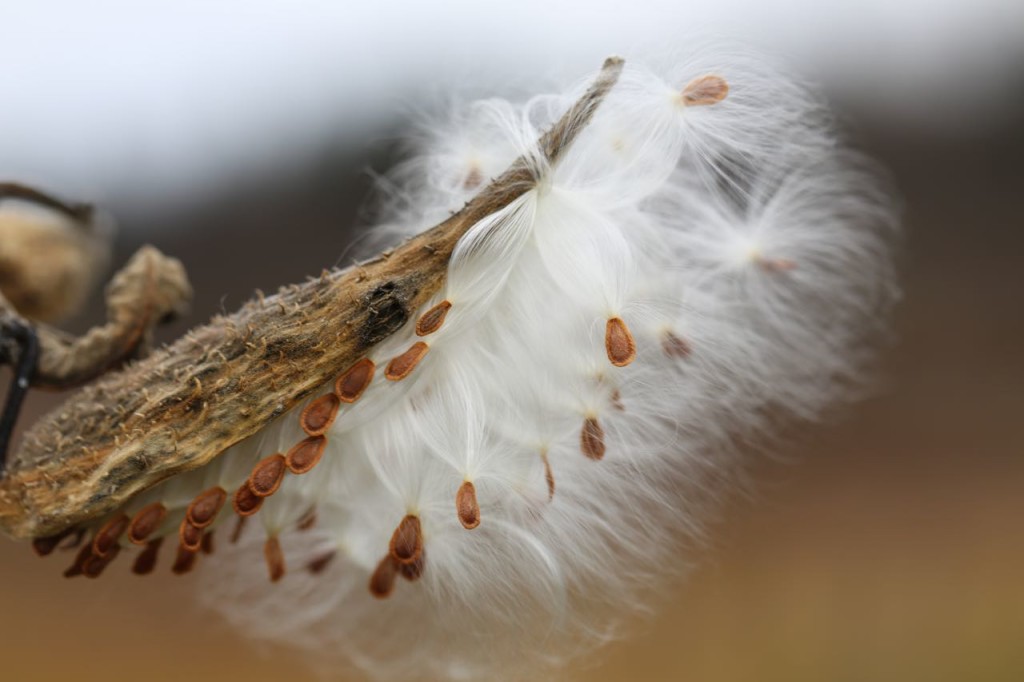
[179,518,204,552]
[297,508,317,531]
[132,538,163,575]
[415,300,452,336]
[249,454,287,497]
[285,436,327,475]
[369,555,399,599]
[128,503,168,544]
[456,480,481,530]
[681,74,729,107]
[92,514,130,558]
[389,514,424,564]
[661,331,692,359]
[233,483,264,517]
[306,549,336,575]
[400,551,426,582]
[300,393,340,436]
[581,416,606,460]
[540,449,556,501]
[605,317,636,367]
[335,358,375,403]
[186,487,227,529]
[171,546,198,575]
[385,341,429,381]
[264,536,286,583]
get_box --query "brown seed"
[335,358,375,403]
[63,543,93,578]
[661,331,692,359]
[32,528,75,557]
[400,550,426,582]
[605,317,637,367]
[285,436,327,475]
[540,449,556,501]
[389,514,423,564]
[300,393,340,436]
[456,481,481,530]
[581,417,606,460]
[233,484,264,517]
[306,549,336,575]
[368,555,399,599]
[186,487,227,529]
[201,532,215,555]
[92,514,130,558]
[264,536,286,583]
[385,342,429,381]
[83,544,120,579]
[171,546,198,575]
[297,508,317,531]
[463,165,483,190]
[179,518,204,552]
[756,256,796,273]
[132,538,163,576]
[610,388,626,412]
[230,516,248,543]
[415,300,452,336]
[681,74,729,107]
[248,454,287,497]
[128,503,168,545]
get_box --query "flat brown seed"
[32,528,75,557]
[83,544,120,579]
[233,484,264,516]
[264,536,286,583]
[128,503,168,545]
[335,358,375,403]
[385,342,429,381]
[415,300,452,336]
[186,487,227,528]
[581,417,606,460]
[63,543,93,578]
[368,555,399,599]
[92,514,130,558]
[285,436,327,475]
[389,514,423,564]
[297,508,317,531]
[661,331,692,359]
[248,454,287,497]
[300,393,340,436]
[132,538,163,576]
[540,450,556,501]
[179,519,204,552]
[605,317,637,367]
[400,551,426,582]
[171,546,198,575]
[681,74,729,107]
[456,481,481,530]
[306,550,336,575]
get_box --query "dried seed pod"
[456,481,481,530]
[335,358,375,403]
[300,394,340,437]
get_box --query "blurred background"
[1,1,1022,680]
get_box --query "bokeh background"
[1,2,1022,680]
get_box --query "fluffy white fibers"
[184,48,898,681]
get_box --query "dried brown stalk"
[0,57,626,540]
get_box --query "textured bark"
[0,57,625,540]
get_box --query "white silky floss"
[195,49,899,681]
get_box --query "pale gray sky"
[2,0,1021,211]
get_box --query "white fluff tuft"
[167,47,899,681]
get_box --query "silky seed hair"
[44,47,897,681]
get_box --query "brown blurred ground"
[0,118,1022,681]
